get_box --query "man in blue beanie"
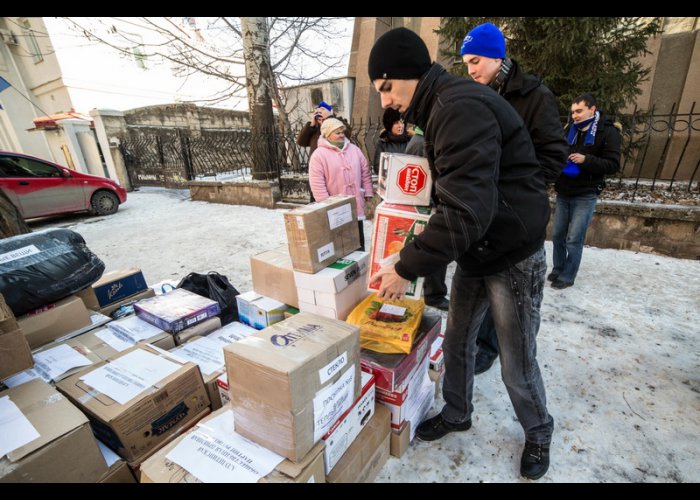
[459,22,569,376]
[367,27,554,480]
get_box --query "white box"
[378,152,432,206]
[235,291,288,330]
[293,251,369,294]
[297,277,369,321]
[322,371,375,474]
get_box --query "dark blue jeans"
[440,246,554,444]
[551,192,598,283]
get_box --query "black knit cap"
[368,27,432,81]
[382,107,402,131]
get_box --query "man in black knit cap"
[367,27,554,480]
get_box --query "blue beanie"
[460,23,506,59]
[318,101,332,112]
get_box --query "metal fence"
[119,106,699,202]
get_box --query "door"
[0,154,87,218]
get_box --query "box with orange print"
[368,202,432,300]
[377,152,433,206]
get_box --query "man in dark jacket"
[550,93,621,289]
[460,22,569,374]
[367,27,554,480]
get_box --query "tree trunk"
[240,17,278,181]
[0,191,31,239]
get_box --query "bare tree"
[240,17,277,180]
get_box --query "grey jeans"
[440,246,554,444]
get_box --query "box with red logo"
[368,202,432,299]
[378,152,432,206]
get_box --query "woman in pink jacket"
[309,118,374,251]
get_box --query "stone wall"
[123,103,249,135]
[187,180,281,210]
[546,200,700,260]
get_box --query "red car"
[0,151,127,219]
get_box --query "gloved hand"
[562,159,580,178]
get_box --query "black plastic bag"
[177,271,239,325]
[0,228,105,316]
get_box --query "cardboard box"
[76,268,148,309]
[375,353,430,430]
[174,316,221,345]
[95,288,156,317]
[368,202,432,299]
[56,343,211,463]
[206,320,257,343]
[225,312,361,461]
[0,293,33,380]
[251,248,299,308]
[170,335,229,411]
[134,288,221,333]
[216,373,230,407]
[139,404,326,483]
[297,276,369,321]
[360,310,441,392]
[322,371,375,474]
[325,404,391,483]
[429,333,445,372]
[235,291,288,330]
[0,379,108,483]
[378,152,433,206]
[97,440,137,483]
[390,420,410,458]
[18,295,92,349]
[284,195,360,274]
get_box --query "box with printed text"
[378,152,432,206]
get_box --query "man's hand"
[369,264,410,301]
[569,153,586,164]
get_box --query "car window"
[0,156,62,178]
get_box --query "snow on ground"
[28,187,700,483]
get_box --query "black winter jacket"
[501,60,569,184]
[395,63,550,279]
[555,115,621,197]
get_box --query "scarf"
[329,139,345,150]
[567,110,600,146]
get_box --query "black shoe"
[415,413,471,442]
[474,353,497,375]
[520,441,550,480]
[425,297,450,311]
[551,279,574,289]
[546,271,560,282]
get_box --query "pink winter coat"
[309,137,374,219]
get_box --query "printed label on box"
[319,351,348,385]
[317,242,335,262]
[313,365,355,442]
[327,203,353,230]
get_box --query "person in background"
[405,125,450,312]
[373,107,409,174]
[308,118,374,251]
[550,93,621,289]
[297,101,351,156]
[297,101,352,202]
[367,27,554,480]
[459,22,569,374]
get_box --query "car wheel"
[91,190,120,216]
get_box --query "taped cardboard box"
[0,293,33,380]
[55,343,210,463]
[390,420,410,458]
[225,312,361,462]
[284,195,360,274]
[140,403,326,483]
[97,440,136,483]
[251,248,299,308]
[325,404,391,483]
[297,276,369,321]
[76,268,148,310]
[0,379,108,483]
[18,295,92,350]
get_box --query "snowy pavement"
[28,187,700,483]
